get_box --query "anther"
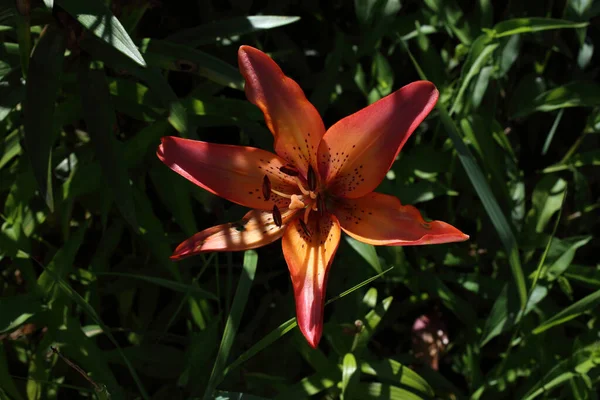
[279,165,299,176]
[299,219,312,238]
[317,194,325,217]
[262,175,271,201]
[307,166,317,192]
[272,205,282,227]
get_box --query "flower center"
[262,165,325,234]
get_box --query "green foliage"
[0,0,598,399]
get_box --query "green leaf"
[489,17,588,38]
[423,0,473,44]
[142,39,244,89]
[522,342,600,400]
[0,294,43,334]
[0,344,25,400]
[204,250,258,399]
[513,81,600,118]
[528,176,568,233]
[214,392,272,400]
[0,129,21,170]
[341,353,358,400]
[223,317,297,378]
[223,267,394,376]
[57,0,146,66]
[450,34,498,115]
[542,150,600,173]
[14,11,30,79]
[34,256,150,399]
[564,265,600,288]
[541,109,564,155]
[360,359,435,397]
[533,288,600,334]
[353,296,392,354]
[37,222,88,297]
[354,382,428,400]
[95,272,217,300]
[78,60,138,230]
[542,236,592,281]
[149,160,197,237]
[23,25,65,211]
[0,77,25,122]
[480,284,547,345]
[345,236,382,273]
[166,15,301,46]
[401,40,527,308]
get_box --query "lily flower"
[157,45,468,348]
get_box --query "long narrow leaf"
[533,289,600,334]
[57,0,146,66]
[24,25,65,211]
[204,251,258,399]
[78,60,138,230]
[166,15,301,46]
[401,40,527,308]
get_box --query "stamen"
[289,194,305,210]
[271,188,292,199]
[307,166,317,191]
[262,175,271,201]
[303,206,311,224]
[295,177,310,196]
[279,165,299,176]
[272,205,282,227]
[299,219,312,238]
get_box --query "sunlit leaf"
[166,15,301,46]
[57,0,146,66]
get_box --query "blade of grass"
[478,187,567,395]
[489,17,588,38]
[13,10,30,79]
[57,0,146,66]
[222,266,394,376]
[23,24,66,211]
[541,109,564,155]
[78,59,138,231]
[204,250,259,399]
[29,255,150,399]
[532,288,600,334]
[360,359,434,397]
[95,272,217,300]
[165,15,301,46]
[141,39,243,89]
[401,39,527,308]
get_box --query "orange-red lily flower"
[157,46,468,348]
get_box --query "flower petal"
[157,136,298,211]
[318,81,438,198]
[333,193,469,245]
[238,45,325,177]
[282,213,341,348]
[171,208,297,260]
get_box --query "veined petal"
[171,208,297,260]
[282,213,341,348]
[238,45,325,177]
[318,81,438,198]
[333,193,469,245]
[157,136,298,211]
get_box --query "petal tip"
[298,323,322,349]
